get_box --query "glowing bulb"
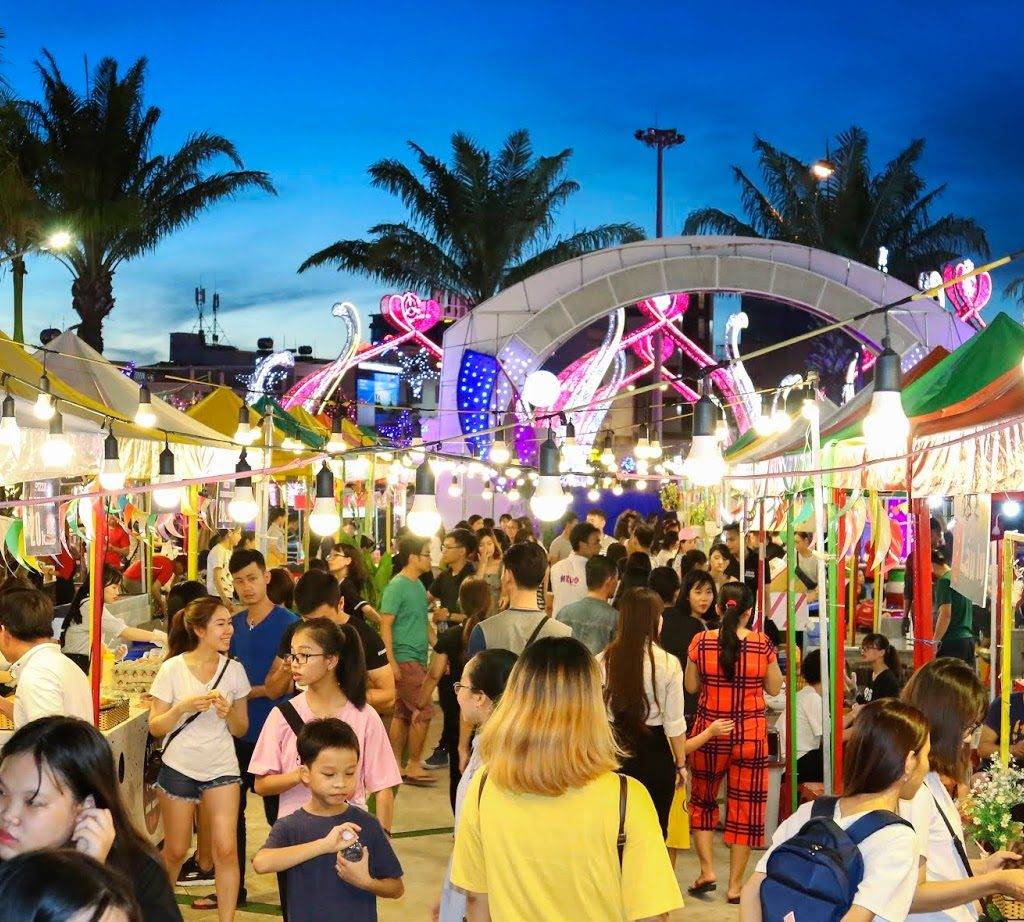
[345,454,370,481]
[448,477,463,498]
[770,409,792,434]
[801,398,819,422]
[599,446,616,468]
[862,391,910,459]
[507,487,521,503]
[522,370,561,408]
[611,483,623,497]
[1003,500,1022,518]
[505,465,521,479]
[648,438,663,460]
[635,479,647,491]
[42,412,71,469]
[228,485,259,523]
[325,422,346,454]
[635,436,652,460]
[309,497,341,536]
[408,437,426,465]
[134,385,157,428]
[33,381,54,422]
[152,480,181,510]
[481,485,494,501]
[530,476,567,522]
[489,439,510,465]
[98,432,125,491]
[0,394,18,448]
[927,495,944,510]
[682,435,727,487]
[754,403,774,437]
[407,494,442,536]
[587,487,600,502]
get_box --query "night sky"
[2,0,1022,364]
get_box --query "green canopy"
[252,396,325,449]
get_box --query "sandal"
[402,773,437,787]
[687,879,717,895]
[190,889,247,911]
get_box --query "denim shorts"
[154,763,241,803]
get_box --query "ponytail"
[294,618,367,709]
[863,632,899,674]
[717,582,753,680]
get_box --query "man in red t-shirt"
[104,516,132,570]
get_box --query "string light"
[228,448,259,523]
[489,436,510,466]
[152,439,180,510]
[326,415,346,454]
[863,327,910,460]
[682,392,728,487]
[407,460,442,536]
[599,430,616,468]
[611,482,623,496]
[234,406,256,445]
[309,462,341,536]
[0,387,18,448]
[42,410,71,469]
[134,384,157,428]
[481,484,494,501]
[34,373,54,421]
[587,486,600,501]
[448,475,463,498]
[530,429,568,521]
[507,486,521,503]
[98,426,125,491]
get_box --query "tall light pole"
[635,127,685,441]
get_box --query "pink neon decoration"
[942,260,991,327]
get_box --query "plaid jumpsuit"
[687,630,776,846]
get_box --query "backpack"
[759,795,913,922]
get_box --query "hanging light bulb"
[0,389,18,448]
[325,415,346,454]
[505,464,521,479]
[754,397,774,437]
[234,406,255,445]
[507,486,521,503]
[587,486,600,502]
[522,369,561,408]
[98,427,125,491]
[42,410,72,469]
[308,462,341,536]
[152,440,181,510]
[862,334,910,459]
[611,482,624,497]
[927,495,944,510]
[134,384,157,428]
[599,431,616,468]
[770,407,792,433]
[228,449,259,523]
[560,419,578,472]
[34,373,54,422]
[481,483,494,501]
[489,437,510,466]
[648,435,663,460]
[346,453,370,481]
[635,423,652,461]
[635,479,647,491]
[407,460,442,536]
[448,475,463,498]
[682,392,728,487]
[801,395,819,422]
[530,429,568,522]
[636,458,650,477]
[714,417,729,444]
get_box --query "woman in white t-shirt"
[741,698,931,921]
[899,658,1024,919]
[149,597,250,921]
[62,565,166,670]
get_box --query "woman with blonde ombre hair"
[450,636,682,921]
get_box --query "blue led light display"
[457,349,499,458]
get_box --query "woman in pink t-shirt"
[249,618,401,832]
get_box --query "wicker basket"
[98,699,130,731]
[993,893,1024,919]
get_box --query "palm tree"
[684,127,988,286]
[27,53,275,352]
[1004,277,1024,321]
[0,102,51,342]
[299,129,643,304]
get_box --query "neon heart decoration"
[382,292,442,333]
[942,259,991,327]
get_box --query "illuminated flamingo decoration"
[942,259,991,328]
[240,350,295,405]
[283,293,444,413]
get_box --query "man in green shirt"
[931,549,976,668]
[381,535,435,784]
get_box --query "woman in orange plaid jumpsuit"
[684,581,783,903]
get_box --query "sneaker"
[422,748,448,770]
[177,853,216,888]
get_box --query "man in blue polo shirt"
[227,548,297,908]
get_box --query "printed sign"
[24,479,61,556]
[951,494,991,606]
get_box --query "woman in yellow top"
[450,635,683,921]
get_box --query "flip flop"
[191,890,247,911]
[727,895,741,904]
[687,880,717,895]
[402,774,437,786]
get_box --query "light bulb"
[407,494,442,536]
[42,412,71,469]
[346,455,370,481]
[863,391,910,459]
[636,459,650,477]
[481,485,494,501]
[754,405,774,437]
[152,479,181,510]
[587,487,600,502]
[235,420,253,445]
[530,476,567,522]
[635,479,647,491]
[507,487,521,502]
[523,370,561,408]
[611,483,623,496]
[448,477,463,498]
[309,497,341,536]
[505,465,521,479]
[599,446,616,468]
[489,439,510,465]
[135,385,157,428]
[714,419,729,443]
[34,393,54,422]
[0,395,18,448]
[682,435,727,486]
[408,437,426,465]
[400,453,414,468]
[648,439,663,460]
[98,432,125,491]
[1003,500,1022,518]
[801,398,819,422]
[635,436,651,460]
[229,485,259,523]
[927,495,944,510]
[770,409,792,434]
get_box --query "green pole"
[786,495,798,812]
[826,484,841,791]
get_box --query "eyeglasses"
[442,544,460,552]
[283,652,327,665]
[453,683,478,695]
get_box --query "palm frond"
[682,207,758,238]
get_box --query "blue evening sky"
[2,0,1022,363]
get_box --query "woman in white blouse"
[900,658,1024,920]
[598,586,688,835]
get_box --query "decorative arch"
[433,236,972,455]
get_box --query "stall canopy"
[252,396,326,449]
[187,387,300,471]
[0,331,218,485]
[34,331,236,477]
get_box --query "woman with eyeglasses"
[149,597,251,920]
[249,618,401,829]
[326,543,381,625]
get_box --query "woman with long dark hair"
[685,582,782,902]
[63,565,165,670]
[0,716,180,920]
[417,578,494,811]
[326,542,381,623]
[599,587,687,835]
[661,570,717,723]
[474,528,504,609]
[250,618,400,831]
[149,597,250,921]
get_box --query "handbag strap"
[278,700,306,737]
[476,769,628,869]
[524,615,550,650]
[931,789,974,878]
[163,656,233,752]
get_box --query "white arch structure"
[432,236,973,452]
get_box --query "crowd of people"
[0,502,1011,921]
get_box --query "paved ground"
[178,719,747,921]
